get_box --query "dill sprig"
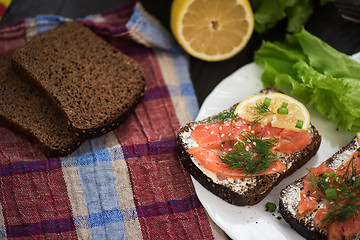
[341,155,357,182]
[321,191,360,225]
[218,131,281,176]
[321,156,360,225]
[308,155,360,226]
[307,168,330,193]
[251,98,275,126]
[205,110,238,126]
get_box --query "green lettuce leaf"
[252,0,313,33]
[251,0,332,33]
[254,28,360,132]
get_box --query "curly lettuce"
[251,0,332,33]
[254,28,360,132]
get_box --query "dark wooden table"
[1,0,360,106]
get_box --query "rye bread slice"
[11,21,145,138]
[0,48,83,157]
[279,136,360,240]
[177,87,321,206]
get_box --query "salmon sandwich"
[280,133,360,240]
[177,87,321,206]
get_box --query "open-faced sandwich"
[177,87,321,206]
[280,134,360,240]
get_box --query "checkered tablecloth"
[0,1,227,239]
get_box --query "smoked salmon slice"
[187,117,309,179]
[190,123,223,149]
[188,147,286,180]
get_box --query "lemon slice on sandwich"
[170,0,254,62]
[234,92,310,132]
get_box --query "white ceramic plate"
[192,62,355,240]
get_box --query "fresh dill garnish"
[205,110,238,126]
[251,98,275,126]
[341,155,357,183]
[321,156,360,225]
[308,155,360,226]
[321,191,360,225]
[218,131,282,176]
[306,168,330,193]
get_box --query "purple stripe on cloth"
[142,86,170,102]
[81,21,128,36]
[80,1,136,36]
[0,20,27,55]
[0,159,61,177]
[122,139,177,159]
[109,40,153,57]
[136,195,202,218]
[6,217,76,238]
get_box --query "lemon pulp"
[234,92,310,132]
[170,0,254,62]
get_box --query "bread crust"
[279,137,360,239]
[177,87,321,206]
[0,115,83,158]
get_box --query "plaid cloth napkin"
[0,1,227,239]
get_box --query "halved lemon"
[170,0,254,62]
[234,92,310,132]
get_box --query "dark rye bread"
[177,87,321,206]
[11,21,145,138]
[0,48,82,157]
[279,136,360,240]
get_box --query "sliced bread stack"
[0,21,146,157]
[0,48,83,157]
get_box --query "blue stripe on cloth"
[0,159,61,177]
[168,52,199,121]
[73,215,91,229]
[136,195,201,218]
[121,139,176,159]
[76,149,112,166]
[61,156,78,168]
[180,83,197,98]
[89,210,123,228]
[166,84,196,97]
[34,15,70,34]
[142,84,196,102]
[73,207,137,230]
[1,195,200,237]
[62,142,126,168]
[76,138,127,240]
[126,3,177,51]
[166,84,182,97]
[5,218,75,238]
[120,207,138,221]
[72,195,201,229]
[0,226,6,238]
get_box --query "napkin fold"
[0,1,227,239]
